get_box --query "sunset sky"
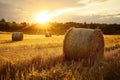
[0,0,120,23]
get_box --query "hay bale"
[45,31,52,37]
[63,27,104,66]
[12,32,23,41]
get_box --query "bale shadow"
[0,40,19,44]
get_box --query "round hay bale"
[45,31,52,37]
[12,32,23,41]
[63,27,104,66]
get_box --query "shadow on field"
[0,40,19,44]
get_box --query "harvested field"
[0,33,120,80]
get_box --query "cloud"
[0,0,83,22]
[52,13,120,24]
[106,13,120,17]
[78,0,108,4]
[0,2,13,11]
[0,2,16,19]
[0,0,120,23]
[90,0,108,2]
[0,1,32,22]
[0,0,81,21]
[0,0,80,10]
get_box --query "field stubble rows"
[0,33,120,63]
[0,33,120,80]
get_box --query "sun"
[34,9,69,24]
[34,11,52,24]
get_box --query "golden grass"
[104,35,120,47]
[0,33,120,63]
[0,33,63,46]
[0,33,120,80]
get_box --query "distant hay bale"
[12,32,23,41]
[45,31,52,37]
[63,27,104,66]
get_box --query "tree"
[0,18,6,22]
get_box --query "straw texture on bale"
[63,27,104,66]
[12,32,23,41]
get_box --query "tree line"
[0,18,120,35]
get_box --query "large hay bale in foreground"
[12,32,23,41]
[63,27,104,66]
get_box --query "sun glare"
[34,11,52,24]
[34,9,71,24]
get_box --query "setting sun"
[34,11,52,24]
[34,9,69,24]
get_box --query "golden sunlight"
[34,9,70,24]
[34,11,52,24]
